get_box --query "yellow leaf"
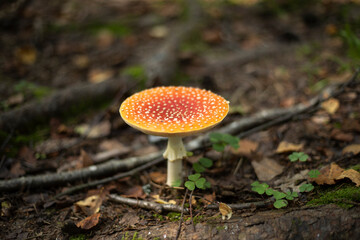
[276,141,304,153]
[15,46,37,65]
[313,163,344,185]
[335,169,360,187]
[321,98,340,114]
[75,195,102,216]
[76,213,101,230]
[342,144,360,155]
[219,202,232,220]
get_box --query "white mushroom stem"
[163,136,187,186]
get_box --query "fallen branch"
[108,194,188,214]
[0,77,128,132]
[205,198,274,210]
[0,151,162,192]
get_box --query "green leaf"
[172,180,182,187]
[193,162,206,173]
[212,143,225,152]
[308,169,321,178]
[186,151,194,157]
[188,173,201,182]
[195,178,206,189]
[299,152,309,162]
[299,183,314,192]
[222,134,240,149]
[199,157,213,168]
[185,181,195,191]
[251,181,269,194]
[266,188,275,196]
[288,152,300,162]
[274,199,288,209]
[273,191,286,200]
[285,191,298,200]
[204,181,211,189]
[209,132,223,143]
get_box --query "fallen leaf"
[200,192,216,206]
[149,172,167,184]
[76,213,101,230]
[133,145,159,156]
[72,55,89,69]
[79,149,94,168]
[18,146,37,168]
[88,68,113,83]
[149,25,168,38]
[119,212,140,227]
[321,98,340,114]
[313,163,344,185]
[219,202,232,220]
[331,129,354,142]
[342,144,360,155]
[5,93,24,106]
[99,139,129,152]
[275,169,309,193]
[122,185,145,199]
[275,141,304,153]
[75,195,103,216]
[151,195,176,205]
[75,121,111,139]
[336,169,360,187]
[35,138,79,154]
[10,161,25,178]
[15,46,37,65]
[251,157,284,181]
[231,139,258,157]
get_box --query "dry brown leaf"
[99,139,128,151]
[336,169,360,187]
[76,213,101,230]
[75,121,111,139]
[15,46,37,65]
[151,194,176,205]
[331,129,354,142]
[231,139,258,157]
[313,163,344,185]
[75,195,103,216]
[79,149,94,168]
[219,202,232,220]
[321,98,340,114]
[276,141,304,153]
[122,185,145,199]
[200,192,216,206]
[10,162,25,178]
[149,172,167,184]
[5,93,24,106]
[251,157,284,181]
[342,144,360,155]
[149,25,168,38]
[88,68,113,83]
[119,212,140,227]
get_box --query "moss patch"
[307,185,360,209]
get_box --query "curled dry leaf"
[321,98,340,114]
[219,202,232,220]
[75,195,103,216]
[76,213,101,230]
[149,172,167,184]
[335,169,360,187]
[342,144,360,155]
[151,194,176,205]
[231,139,258,157]
[122,185,145,199]
[275,141,304,153]
[79,149,94,168]
[251,157,284,181]
[313,163,344,185]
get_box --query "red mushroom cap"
[119,86,229,137]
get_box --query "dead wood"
[143,0,201,86]
[0,77,128,132]
[108,194,188,214]
[0,151,162,192]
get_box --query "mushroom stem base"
[166,158,183,186]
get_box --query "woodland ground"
[0,0,360,239]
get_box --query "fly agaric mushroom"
[119,86,229,186]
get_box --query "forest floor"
[0,0,360,239]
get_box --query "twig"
[189,190,195,232]
[108,194,188,214]
[205,198,274,210]
[55,156,164,198]
[176,188,188,240]
[0,151,162,192]
[233,157,244,176]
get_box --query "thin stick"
[176,188,189,240]
[108,194,188,213]
[189,189,195,232]
[233,157,244,176]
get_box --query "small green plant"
[308,169,321,178]
[193,157,213,173]
[167,212,181,221]
[69,234,86,240]
[209,132,239,152]
[299,183,314,192]
[14,80,52,99]
[123,65,147,90]
[340,24,360,65]
[288,152,309,162]
[251,181,299,209]
[184,173,211,191]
